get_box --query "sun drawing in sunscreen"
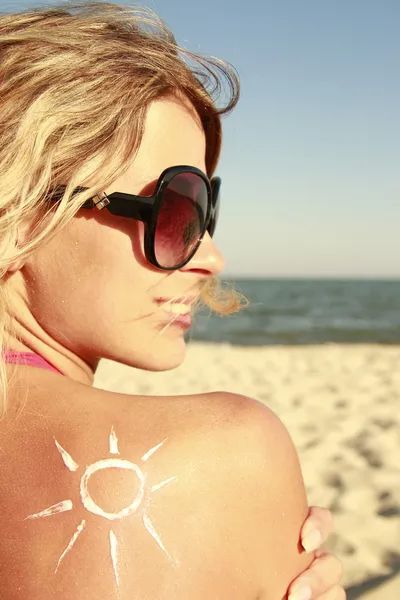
[25,427,177,589]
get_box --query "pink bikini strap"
[2,350,62,374]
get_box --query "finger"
[288,553,344,600]
[310,585,347,600]
[301,506,334,552]
[288,586,346,600]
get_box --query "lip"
[160,311,192,329]
[156,297,195,330]
[156,296,197,306]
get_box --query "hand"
[287,506,346,600]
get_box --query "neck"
[4,277,96,386]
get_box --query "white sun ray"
[151,476,177,493]
[142,513,171,559]
[55,520,86,573]
[141,438,168,462]
[54,439,79,471]
[25,499,73,520]
[25,429,180,588]
[109,427,120,455]
[109,530,119,587]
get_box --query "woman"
[0,2,344,599]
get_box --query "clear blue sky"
[7,0,400,277]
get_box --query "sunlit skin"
[3,96,343,600]
[5,96,225,384]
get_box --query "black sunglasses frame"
[49,165,221,271]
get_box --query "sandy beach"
[94,343,400,599]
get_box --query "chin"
[120,337,187,372]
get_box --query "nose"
[180,232,225,276]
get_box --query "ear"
[7,256,26,274]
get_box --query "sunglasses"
[49,165,220,271]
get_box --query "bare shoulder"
[211,392,313,599]
[0,384,309,600]
[155,390,312,600]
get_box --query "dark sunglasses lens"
[154,172,208,268]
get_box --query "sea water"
[188,279,400,345]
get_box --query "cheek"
[85,212,147,270]
[66,215,144,281]
[25,216,168,356]
[28,219,154,321]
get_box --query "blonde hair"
[0,0,248,416]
